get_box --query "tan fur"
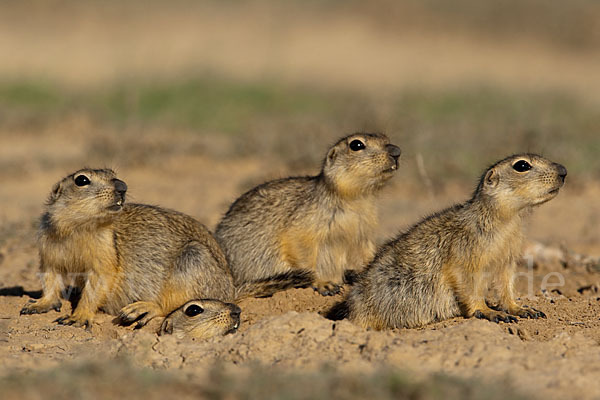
[21,168,237,339]
[159,299,241,340]
[215,133,401,297]
[332,154,567,329]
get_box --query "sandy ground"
[1,2,599,398]
[1,138,599,399]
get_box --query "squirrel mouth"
[224,320,240,335]
[534,187,561,206]
[383,160,399,173]
[107,199,124,211]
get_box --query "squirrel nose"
[113,179,128,195]
[556,164,567,180]
[386,144,401,159]
[229,304,241,319]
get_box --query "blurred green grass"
[0,77,598,182]
[0,79,335,133]
[99,79,335,133]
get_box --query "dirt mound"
[113,300,600,400]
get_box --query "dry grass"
[0,78,598,184]
[343,0,600,51]
[1,1,600,99]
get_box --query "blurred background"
[0,0,598,250]
[0,3,599,396]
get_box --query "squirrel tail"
[325,300,350,321]
[234,270,315,300]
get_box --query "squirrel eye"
[184,304,204,317]
[74,175,91,186]
[349,140,365,151]
[512,160,532,172]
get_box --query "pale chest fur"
[470,217,524,272]
[293,196,377,244]
[325,198,377,244]
[40,227,117,274]
[280,197,377,271]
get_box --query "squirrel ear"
[48,182,62,204]
[484,168,499,188]
[326,147,337,168]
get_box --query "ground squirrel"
[20,168,239,338]
[159,299,241,339]
[330,154,567,329]
[216,133,401,297]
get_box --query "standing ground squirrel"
[216,133,401,297]
[20,168,240,339]
[330,154,567,329]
